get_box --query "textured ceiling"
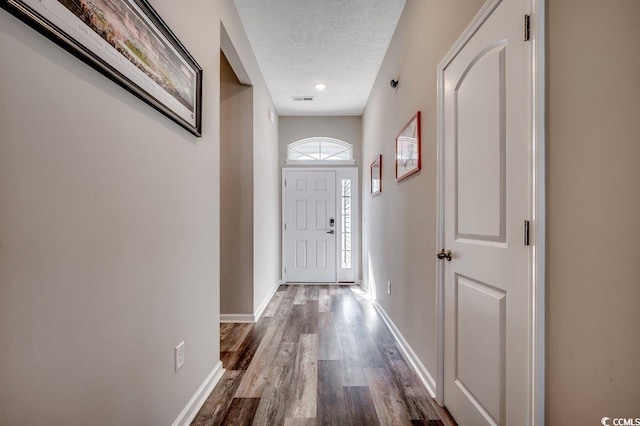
[233,0,406,116]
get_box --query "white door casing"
[284,170,337,283]
[437,0,542,424]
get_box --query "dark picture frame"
[396,111,421,181]
[371,154,382,196]
[2,0,203,136]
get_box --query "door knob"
[326,230,335,234]
[437,249,452,261]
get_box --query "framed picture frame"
[2,0,203,136]
[371,154,382,196]
[396,111,421,181]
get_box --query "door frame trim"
[435,0,545,424]
[281,167,359,284]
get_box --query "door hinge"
[285,180,287,187]
[524,14,531,41]
[284,223,287,230]
[524,220,531,246]
[284,267,287,274]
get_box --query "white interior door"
[442,0,532,424]
[284,170,336,283]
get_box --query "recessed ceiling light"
[314,82,327,90]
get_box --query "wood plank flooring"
[192,285,453,426]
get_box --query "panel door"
[285,171,336,283]
[443,0,532,424]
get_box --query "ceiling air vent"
[292,95,315,101]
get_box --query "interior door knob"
[326,230,335,234]
[437,249,452,261]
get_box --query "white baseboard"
[221,280,284,324]
[285,282,355,285]
[220,314,255,323]
[172,360,224,426]
[373,301,437,398]
[254,279,284,321]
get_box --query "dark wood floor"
[192,285,452,425]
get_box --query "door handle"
[437,249,452,261]
[326,230,335,234]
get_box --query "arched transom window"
[287,137,354,164]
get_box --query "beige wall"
[0,0,277,423]
[361,0,484,383]
[220,5,281,316]
[219,45,281,317]
[252,69,280,316]
[547,0,640,423]
[362,0,640,422]
[219,5,281,316]
[220,52,254,315]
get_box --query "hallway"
[3,0,640,423]
[193,285,451,425]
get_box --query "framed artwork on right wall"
[371,155,382,196]
[396,111,422,181]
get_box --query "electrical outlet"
[387,281,391,295]
[175,341,185,372]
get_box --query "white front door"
[284,170,336,283]
[442,0,532,424]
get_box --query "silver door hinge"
[524,14,531,41]
[285,223,287,230]
[284,267,287,274]
[285,180,287,187]
[524,220,531,246]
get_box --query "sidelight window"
[341,179,352,269]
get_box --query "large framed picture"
[396,111,421,181]
[371,154,382,196]
[2,0,203,136]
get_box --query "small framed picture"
[371,155,382,196]
[396,111,421,181]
